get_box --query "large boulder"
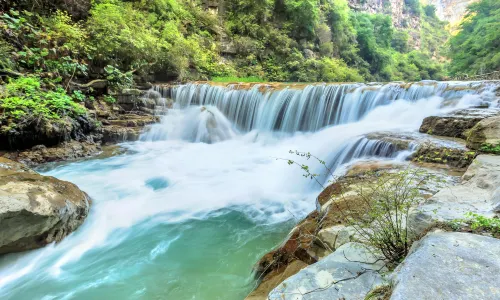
[466,115,500,151]
[391,231,500,300]
[419,108,499,139]
[0,158,90,254]
[268,242,386,300]
[409,155,500,236]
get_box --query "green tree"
[449,0,500,75]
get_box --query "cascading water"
[0,81,498,300]
[156,80,497,133]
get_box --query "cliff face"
[424,0,478,24]
[347,0,420,29]
[348,0,422,48]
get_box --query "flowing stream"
[0,81,497,300]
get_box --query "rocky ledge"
[419,108,499,139]
[0,158,90,254]
[1,88,168,166]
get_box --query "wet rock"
[0,158,90,254]
[466,115,500,151]
[246,260,308,300]
[409,155,500,236]
[102,126,141,144]
[366,130,478,169]
[3,141,101,166]
[391,232,500,300]
[268,242,386,300]
[411,142,477,169]
[115,89,153,112]
[419,108,499,139]
[101,115,159,144]
[365,132,417,151]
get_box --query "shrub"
[103,95,116,104]
[0,76,86,121]
[104,65,133,91]
[285,151,431,265]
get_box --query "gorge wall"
[424,0,478,24]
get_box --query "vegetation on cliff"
[448,0,500,76]
[1,0,451,84]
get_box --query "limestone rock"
[317,225,358,251]
[268,242,386,300]
[391,231,500,300]
[0,158,90,254]
[409,155,500,236]
[246,260,308,300]
[411,142,476,169]
[466,115,500,150]
[419,108,499,139]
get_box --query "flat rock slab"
[410,155,500,236]
[268,243,386,300]
[391,232,500,300]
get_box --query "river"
[0,81,496,299]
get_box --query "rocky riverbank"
[247,104,500,299]
[1,87,168,166]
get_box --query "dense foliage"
[1,0,453,83]
[449,0,500,76]
[0,76,85,126]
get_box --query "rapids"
[0,81,497,300]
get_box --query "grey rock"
[0,158,90,254]
[268,242,386,300]
[409,155,500,236]
[318,225,358,251]
[466,115,500,150]
[391,231,500,300]
[419,108,499,139]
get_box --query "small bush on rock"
[285,151,432,265]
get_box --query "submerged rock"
[0,158,90,254]
[268,242,386,300]
[391,232,500,300]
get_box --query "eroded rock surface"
[419,108,499,139]
[3,141,101,167]
[391,231,500,300]
[268,242,386,300]
[466,115,500,150]
[0,158,90,254]
[410,155,500,236]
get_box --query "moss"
[479,143,500,154]
[411,145,477,169]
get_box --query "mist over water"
[0,81,496,300]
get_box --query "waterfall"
[1,80,498,300]
[154,81,496,134]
